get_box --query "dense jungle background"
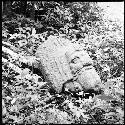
[2,1,124,124]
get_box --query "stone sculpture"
[35,35,101,93]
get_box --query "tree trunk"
[2,1,12,16]
[30,1,36,20]
[20,1,27,16]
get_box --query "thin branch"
[2,57,22,73]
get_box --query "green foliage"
[2,2,124,124]
[4,2,102,34]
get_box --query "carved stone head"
[66,48,101,91]
[36,36,101,93]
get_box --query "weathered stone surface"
[63,81,83,92]
[67,49,101,90]
[36,35,101,93]
[36,36,74,93]
[76,67,101,90]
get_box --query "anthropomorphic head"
[66,48,101,91]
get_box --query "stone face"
[67,49,101,90]
[66,50,93,74]
[36,35,101,93]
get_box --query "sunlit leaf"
[21,68,30,78]
[116,107,124,117]
[11,98,17,104]
[32,28,36,35]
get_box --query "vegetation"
[2,1,124,124]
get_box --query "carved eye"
[83,63,92,67]
[71,56,80,64]
[87,21,92,27]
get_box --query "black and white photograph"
[2,1,124,124]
